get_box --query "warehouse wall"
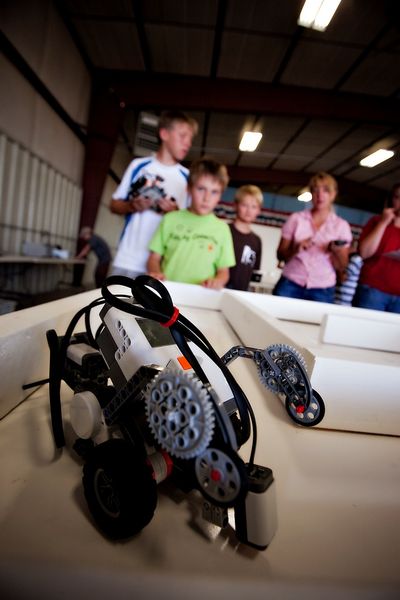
[0,0,91,277]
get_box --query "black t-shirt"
[227,223,262,291]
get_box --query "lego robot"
[43,275,324,550]
[128,175,172,212]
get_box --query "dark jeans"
[353,284,400,314]
[95,261,110,288]
[273,276,335,303]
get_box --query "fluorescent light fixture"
[298,0,342,31]
[239,131,262,152]
[298,190,312,202]
[359,149,394,168]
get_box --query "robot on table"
[45,275,325,550]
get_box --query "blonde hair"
[234,184,263,207]
[308,172,338,193]
[188,157,229,190]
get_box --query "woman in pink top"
[273,172,352,303]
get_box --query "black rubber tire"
[285,388,326,427]
[82,439,157,539]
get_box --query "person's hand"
[328,240,348,253]
[129,196,152,212]
[147,270,165,281]
[380,207,396,226]
[158,196,177,213]
[296,237,313,253]
[202,278,224,290]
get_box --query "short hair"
[188,157,229,190]
[308,172,338,193]
[79,226,92,238]
[234,184,263,207]
[158,110,198,137]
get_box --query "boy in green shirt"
[147,158,235,289]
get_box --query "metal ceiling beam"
[333,22,392,91]
[131,0,153,72]
[210,0,227,78]
[79,85,125,230]
[95,71,400,126]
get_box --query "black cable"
[101,275,256,462]
[22,378,50,390]
[45,274,257,464]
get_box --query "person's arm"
[329,243,350,272]
[358,209,396,259]
[110,196,152,215]
[202,267,230,290]
[276,236,313,263]
[75,242,91,259]
[147,252,165,280]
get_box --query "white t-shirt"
[112,156,189,273]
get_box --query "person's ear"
[159,127,169,143]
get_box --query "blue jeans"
[273,276,335,303]
[353,284,400,314]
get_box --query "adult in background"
[353,182,400,313]
[273,172,352,303]
[76,227,111,288]
[110,111,198,279]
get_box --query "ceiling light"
[298,190,312,202]
[239,132,262,152]
[298,0,342,32]
[359,149,395,168]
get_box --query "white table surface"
[0,301,399,599]
[0,254,85,265]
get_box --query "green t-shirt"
[149,209,236,284]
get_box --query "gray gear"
[268,344,307,370]
[145,368,215,459]
[195,447,242,504]
[258,343,307,392]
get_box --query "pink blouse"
[281,210,352,288]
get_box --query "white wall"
[0,0,90,184]
[251,222,282,283]
[0,0,92,291]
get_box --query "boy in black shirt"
[227,185,263,291]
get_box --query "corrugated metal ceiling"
[55,0,400,211]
